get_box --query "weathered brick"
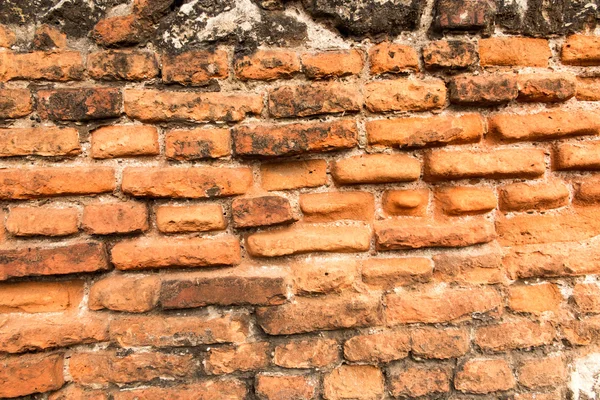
[489,110,600,142]
[449,74,518,105]
[344,330,410,363]
[111,236,240,270]
[382,189,429,216]
[0,88,32,118]
[435,0,493,31]
[234,120,358,157]
[455,359,515,394]
[422,40,477,70]
[300,191,374,222]
[88,50,158,80]
[0,25,16,47]
[576,76,600,100]
[555,141,600,171]
[364,78,446,112]
[0,127,80,157]
[386,286,502,324]
[6,206,78,236]
[273,338,339,368]
[256,374,316,400]
[508,283,562,315]
[92,14,144,46]
[0,242,109,281]
[49,385,108,400]
[332,154,421,184]
[576,176,600,203]
[89,274,160,313]
[361,258,433,289]
[261,159,327,191]
[367,113,485,148]
[573,283,600,314]
[436,187,497,215]
[562,34,600,65]
[256,291,382,335]
[269,82,361,118]
[517,356,566,389]
[302,49,363,78]
[479,37,551,67]
[165,128,230,160]
[499,180,569,212]
[205,342,269,375]
[323,365,384,400]
[0,51,84,81]
[0,353,64,398]
[425,148,545,181]
[124,89,263,122]
[235,50,300,80]
[562,316,600,345]
[0,280,83,313]
[369,42,419,74]
[38,88,122,121]
[156,204,227,233]
[82,202,148,235]
[517,73,576,102]
[375,217,495,250]
[232,196,294,228]
[512,391,563,400]
[292,258,358,294]
[411,326,470,359]
[112,381,246,400]
[32,25,67,50]
[121,166,252,198]
[389,364,451,398]
[91,125,159,158]
[433,250,506,285]
[159,267,288,309]
[246,224,371,257]
[475,319,556,352]
[163,49,228,85]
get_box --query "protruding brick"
[82,202,148,235]
[205,342,269,375]
[302,49,363,78]
[38,88,122,121]
[32,25,67,50]
[573,283,600,314]
[435,0,493,31]
[261,159,327,191]
[0,280,83,313]
[292,258,358,294]
[423,40,477,69]
[425,148,545,181]
[10,206,77,238]
[389,364,451,398]
[91,125,159,158]
[232,196,294,228]
[0,25,16,48]
[256,374,316,400]
[479,37,551,67]
[235,50,300,80]
[165,128,230,160]
[386,286,501,324]
[576,76,600,100]
[344,330,410,363]
[0,353,64,398]
[361,258,433,289]
[246,224,371,257]
[156,204,226,233]
[562,35,600,65]
[508,283,562,315]
[323,365,384,400]
[0,51,84,81]
[273,338,339,368]
[269,82,361,118]
[576,176,600,203]
[256,292,382,335]
[475,319,556,352]
[555,140,600,171]
[0,88,32,118]
[89,274,160,313]
[455,359,515,394]
[517,73,576,102]
[300,191,374,222]
[92,14,144,46]
[112,381,246,400]
[367,113,485,148]
[163,49,228,85]
[499,180,569,212]
[411,327,470,359]
[332,154,421,184]
[436,187,497,215]
[382,189,429,216]
[122,166,252,198]
[449,74,518,105]
[433,250,506,285]
[365,78,446,112]
[88,50,158,81]
[517,356,566,389]
[0,127,80,157]
[369,42,418,74]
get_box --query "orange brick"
[82,202,148,235]
[365,78,446,112]
[573,283,600,313]
[576,76,600,100]
[38,88,122,121]
[389,364,451,398]
[382,189,429,216]
[332,154,421,184]
[0,24,16,47]
[273,338,339,368]
[261,159,327,191]
[449,74,518,105]
[49,385,107,400]
[479,37,550,67]
[455,359,515,394]
[162,49,228,85]
[0,280,83,313]
[0,353,64,398]
[361,258,433,289]
[156,204,226,233]
[422,39,477,70]
[517,73,576,102]
[517,356,566,389]
[475,319,556,352]
[0,127,80,157]
[91,125,158,158]
[88,50,158,81]
[232,196,294,228]
[112,381,246,400]
[89,274,160,313]
[292,258,358,295]
[323,365,384,400]
[562,34,600,65]
[0,51,84,81]
[165,128,230,160]
[92,14,144,46]
[436,186,497,215]
[235,49,300,80]
[575,176,600,203]
[205,342,269,374]
[344,330,410,363]
[508,283,562,315]
[499,180,569,212]
[6,206,78,236]
[299,191,374,221]
[369,42,419,74]
[256,374,316,400]
[0,88,32,118]
[32,25,67,50]
[411,326,470,359]
[433,250,506,285]
[301,49,363,78]
[555,140,600,170]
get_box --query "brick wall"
[1,0,600,399]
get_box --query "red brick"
[500,180,569,212]
[508,283,562,315]
[292,258,358,295]
[422,40,477,70]
[0,51,84,81]
[88,50,158,80]
[364,78,446,112]
[562,34,600,65]
[232,196,294,228]
[159,267,288,309]
[344,330,410,363]
[0,127,80,157]
[0,242,109,281]
[38,88,122,121]
[70,351,195,385]
[32,25,67,50]
[92,14,145,46]
[411,326,470,359]
[555,141,600,171]
[435,0,493,31]
[0,88,32,118]
[156,204,227,233]
[0,280,83,313]
[233,120,358,157]
[256,292,382,335]
[273,338,339,368]
[268,82,361,118]
[449,74,518,105]
[332,154,421,184]
[375,217,495,250]
[382,189,429,216]
[323,365,384,400]
[235,49,300,80]
[163,49,228,85]
[121,166,252,198]
[369,42,419,74]
[205,342,269,374]
[0,353,64,398]
[300,191,374,222]
[246,224,371,257]
[256,374,316,400]
[112,380,246,400]
[386,286,501,324]
[573,283,600,313]
[111,236,240,270]
[517,73,576,102]
[91,125,159,158]
[475,319,556,352]
[517,356,566,389]
[89,274,160,313]
[479,37,551,67]
[124,89,263,123]
[302,49,363,78]
[433,250,506,285]
[0,25,15,47]
[436,186,497,215]
[49,385,108,400]
[165,128,230,160]
[455,359,515,394]
[425,148,545,181]
[576,76,600,100]
[361,258,433,289]
[6,206,78,236]
[82,202,148,235]
[367,113,484,148]
[261,159,327,191]
[389,364,451,398]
